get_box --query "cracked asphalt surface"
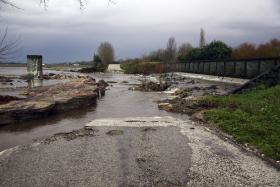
[0,117,279,186]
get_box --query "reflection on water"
[28,78,43,88]
[0,67,27,76]
[0,72,188,151]
[0,66,76,90]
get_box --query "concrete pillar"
[27,55,43,79]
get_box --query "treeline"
[232,39,280,59]
[122,29,280,64]
[141,38,280,63]
[120,29,280,74]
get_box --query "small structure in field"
[27,55,43,79]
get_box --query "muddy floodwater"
[0,67,237,151]
[0,67,189,150]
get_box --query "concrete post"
[27,55,43,79]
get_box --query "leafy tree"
[203,40,232,60]
[187,48,205,60]
[97,42,115,65]
[92,53,102,68]
[165,37,177,63]
[177,42,193,62]
[269,39,280,57]
[187,41,232,61]
[232,43,257,59]
[257,39,280,58]
[232,39,280,59]
[199,28,206,48]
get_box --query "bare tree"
[177,42,193,61]
[0,28,20,63]
[0,0,17,8]
[165,37,177,63]
[39,0,115,9]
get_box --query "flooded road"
[0,70,188,151]
[1,68,279,186]
[1,117,279,186]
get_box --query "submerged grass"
[203,85,280,160]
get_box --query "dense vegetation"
[186,40,232,61]
[202,85,280,160]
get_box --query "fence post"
[275,58,278,66]
[257,60,261,75]
[216,61,218,75]
[203,62,205,74]
[244,61,247,78]
[233,61,236,76]
[223,61,226,76]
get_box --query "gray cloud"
[1,0,280,63]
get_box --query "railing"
[157,57,280,79]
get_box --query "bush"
[121,61,162,74]
[186,40,232,61]
[203,41,232,60]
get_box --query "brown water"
[0,71,189,151]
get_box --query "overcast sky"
[1,0,280,63]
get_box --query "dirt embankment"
[0,76,108,125]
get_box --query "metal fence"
[157,57,280,79]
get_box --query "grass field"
[203,85,280,160]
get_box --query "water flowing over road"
[0,68,279,186]
[0,71,188,150]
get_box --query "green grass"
[203,85,280,160]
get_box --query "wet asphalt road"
[0,117,279,187]
[0,126,191,186]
